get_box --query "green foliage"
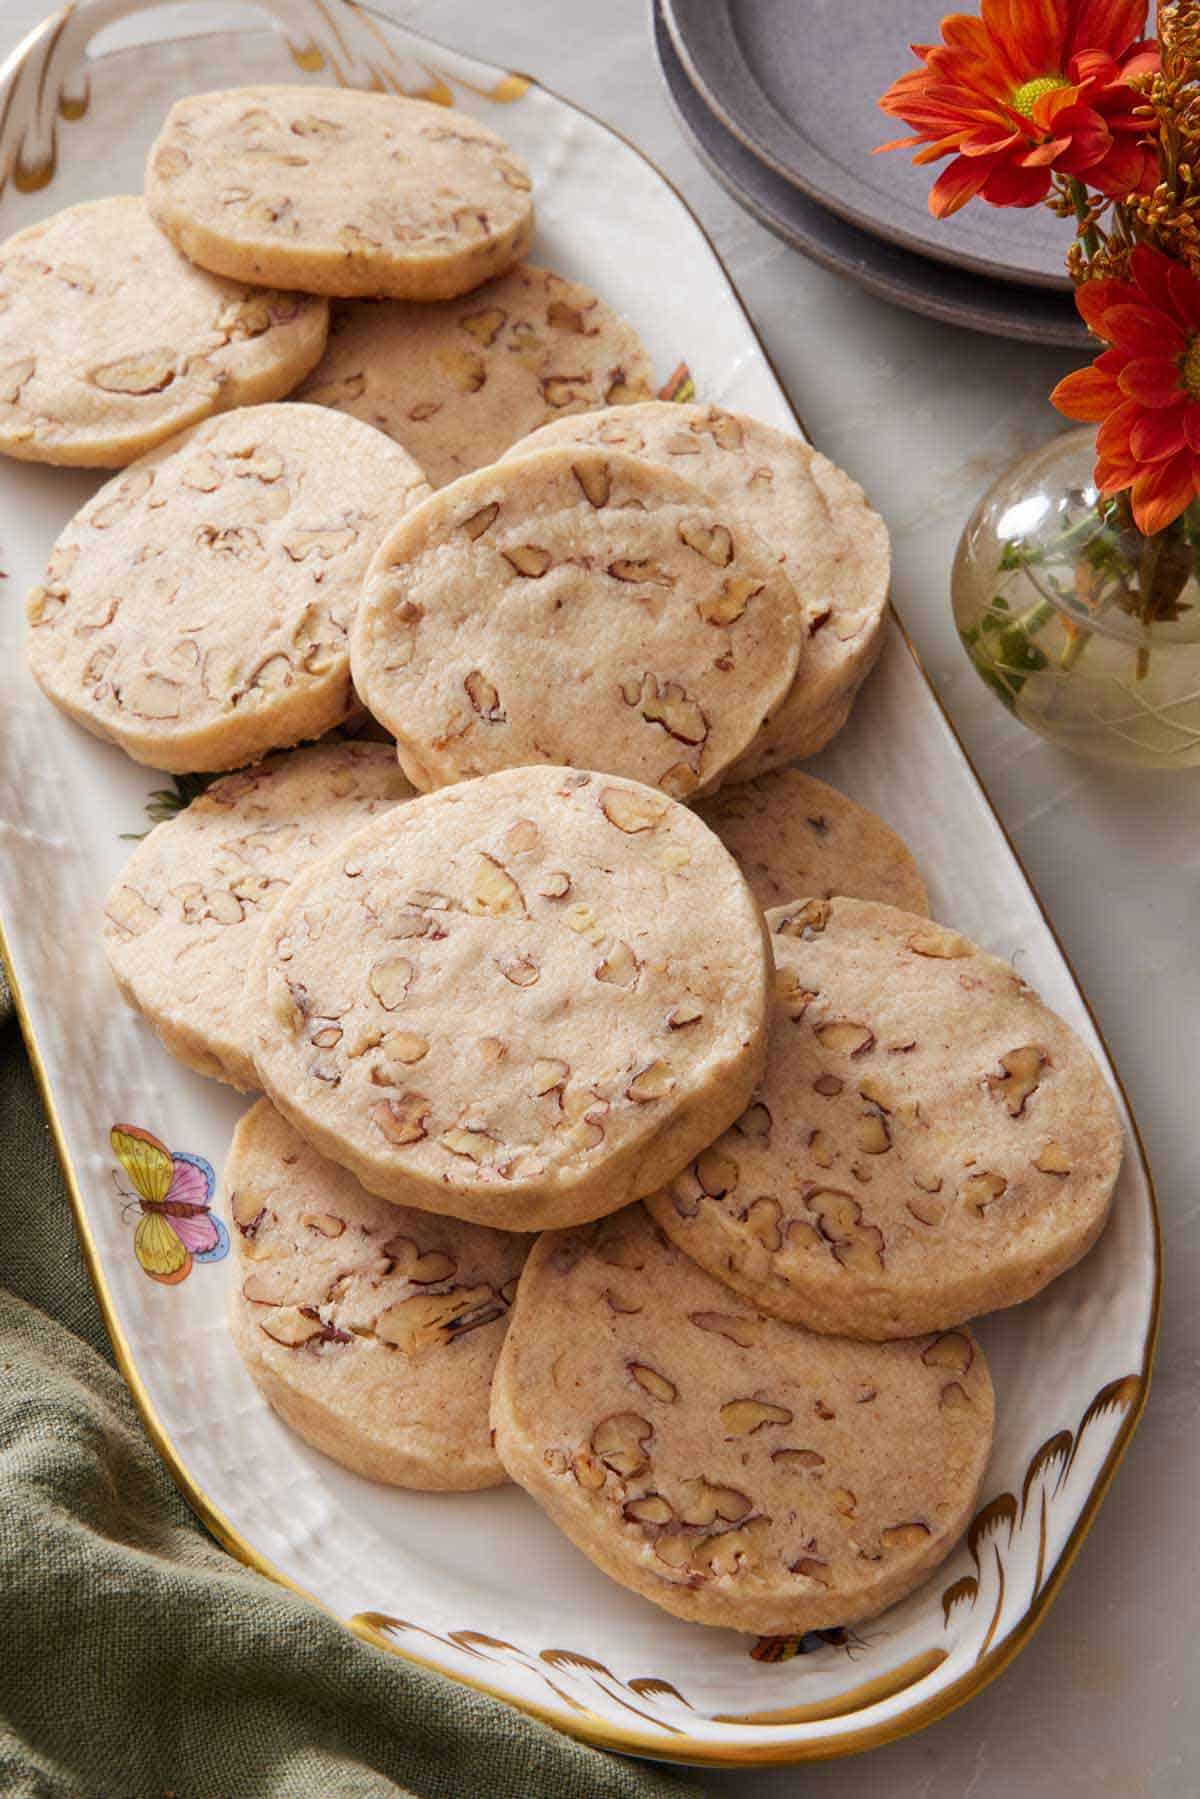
[960,593,1051,713]
[119,771,220,841]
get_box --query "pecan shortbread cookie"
[697,770,929,914]
[227,1101,526,1488]
[645,899,1123,1339]
[491,1204,994,1633]
[0,196,327,467]
[351,447,805,798]
[146,87,533,301]
[244,766,771,1229]
[27,404,430,772]
[297,263,653,488]
[507,403,890,773]
[104,742,413,1090]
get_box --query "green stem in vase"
[959,594,1052,712]
[1066,175,1101,261]
[1058,616,1091,672]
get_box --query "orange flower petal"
[1051,113,1114,174]
[1095,397,1141,457]
[1129,405,1188,463]
[1076,278,1134,336]
[1032,83,1084,127]
[983,0,1062,79]
[875,134,925,154]
[1068,0,1151,61]
[981,159,1052,206]
[1128,244,1176,315]
[959,124,1025,156]
[1131,451,1198,535]
[1021,135,1073,169]
[929,153,995,217]
[1096,452,1139,491]
[1118,356,1186,408]
[1088,142,1157,198]
[1067,47,1123,86]
[1050,362,1123,421]
[1105,304,1184,357]
[1167,260,1200,333]
[1184,407,1200,455]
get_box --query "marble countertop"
[2,2,1189,1793]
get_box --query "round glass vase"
[952,427,1200,769]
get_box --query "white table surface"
[2,2,1191,1793]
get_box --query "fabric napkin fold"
[0,963,702,1799]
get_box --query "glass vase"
[952,427,1200,769]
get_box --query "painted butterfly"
[110,1123,229,1285]
[750,1627,867,1663]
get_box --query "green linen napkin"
[0,964,704,1799]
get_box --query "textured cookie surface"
[492,1204,994,1633]
[27,404,430,772]
[245,766,771,1229]
[104,742,413,1089]
[226,1101,525,1488]
[0,197,327,467]
[146,86,533,301]
[298,263,653,487]
[351,447,805,797]
[508,403,890,773]
[697,770,929,915]
[645,899,1123,1338]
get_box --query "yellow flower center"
[1011,73,1070,117]
[1183,338,1200,398]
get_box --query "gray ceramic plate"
[654,2,1088,347]
[662,0,1073,290]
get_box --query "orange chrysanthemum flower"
[1052,245,1200,534]
[878,0,1158,218]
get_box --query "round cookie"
[146,86,534,301]
[27,404,430,772]
[645,899,1123,1339]
[351,446,805,798]
[696,770,929,914]
[244,765,771,1229]
[297,263,654,488]
[226,1100,526,1488]
[103,741,414,1090]
[491,1204,994,1634]
[506,403,890,774]
[0,196,327,468]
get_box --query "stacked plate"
[654,0,1089,346]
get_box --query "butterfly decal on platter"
[749,1626,869,1663]
[111,1123,229,1285]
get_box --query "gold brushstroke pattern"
[714,1650,948,1726]
[289,42,327,72]
[1063,1375,1141,1483]
[489,73,533,103]
[450,1629,520,1655]
[967,1492,1019,1567]
[57,81,89,123]
[1034,1488,1049,1596]
[975,1547,1006,1664]
[1021,1430,1073,1519]
[12,156,53,192]
[413,67,454,107]
[941,1575,979,1626]
[629,1677,693,1708]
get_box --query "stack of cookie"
[8,83,1124,1639]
